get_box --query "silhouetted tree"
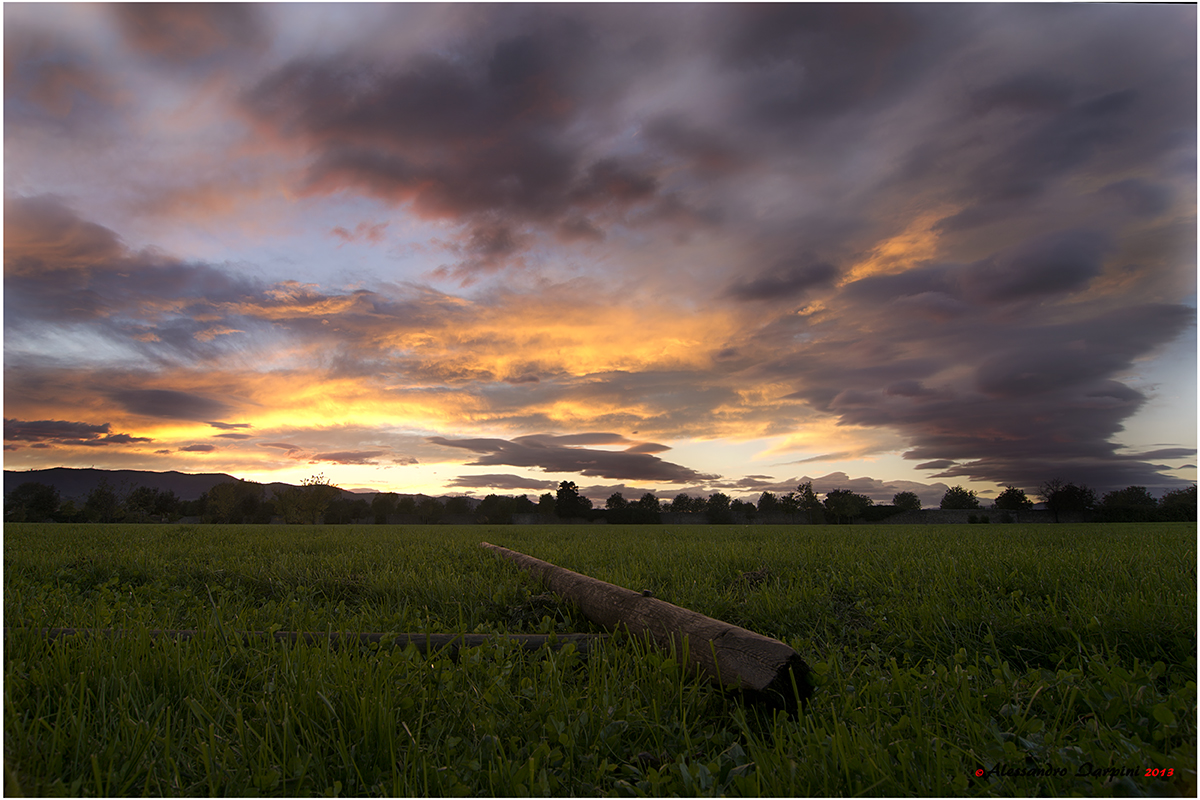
[606,492,628,510]
[179,495,205,519]
[823,489,872,524]
[295,474,340,524]
[475,494,505,523]
[124,486,182,523]
[636,493,661,512]
[371,492,399,524]
[777,491,801,523]
[731,498,757,522]
[1039,479,1095,522]
[757,491,779,517]
[416,497,444,524]
[444,496,472,517]
[892,491,921,511]
[397,495,418,517]
[84,480,123,523]
[1098,485,1158,522]
[797,482,824,524]
[205,480,267,523]
[272,487,304,523]
[324,496,371,524]
[940,486,981,510]
[55,499,85,523]
[556,481,592,519]
[5,481,60,522]
[475,494,536,524]
[670,493,697,514]
[705,492,733,524]
[1159,484,1197,521]
[993,486,1032,512]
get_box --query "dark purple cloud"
[717,3,937,129]
[3,418,152,447]
[110,389,234,422]
[4,196,271,361]
[727,258,839,302]
[429,433,716,483]
[793,300,1191,491]
[240,16,693,276]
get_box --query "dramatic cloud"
[3,4,1194,496]
[3,418,152,448]
[429,434,717,484]
[240,16,675,276]
[110,389,235,423]
[446,474,559,492]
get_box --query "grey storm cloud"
[727,258,839,303]
[110,389,234,422]
[960,230,1110,303]
[239,13,696,275]
[3,196,271,359]
[429,433,717,483]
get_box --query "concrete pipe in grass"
[481,542,814,711]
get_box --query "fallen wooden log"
[481,542,813,709]
[7,628,605,655]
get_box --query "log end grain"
[745,651,814,714]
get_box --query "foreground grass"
[4,523,1196,796]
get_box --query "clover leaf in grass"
[1152,704,1176,726]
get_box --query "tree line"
[4,475,1195,525]
[929,480,1196,523]
[4,475,364,525]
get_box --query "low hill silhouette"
[2,467,405,503]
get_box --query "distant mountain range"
[2,467,392,502]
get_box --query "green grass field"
[4,522,1196,796]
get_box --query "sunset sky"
[4,3,1196,505]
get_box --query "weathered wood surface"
[7,628,604,654]
[481,542,813,708]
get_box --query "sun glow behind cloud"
[4,3,1195,501]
